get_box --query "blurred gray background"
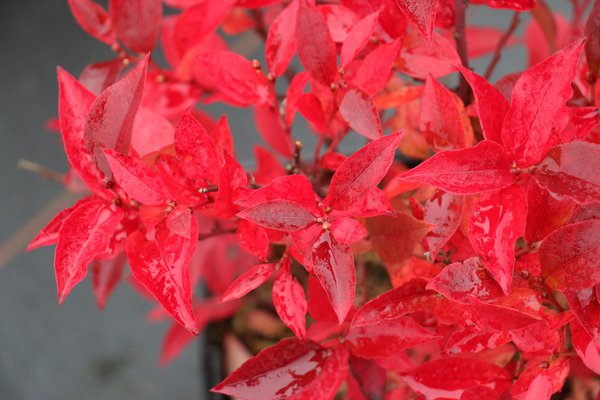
[0,1,571,399]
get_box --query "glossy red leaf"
[534,141,600,206]
[55,199,123,303]
[253,107,295,158]
[221,263,275,302]
[428,257,504,304]
[402,358,511,398]
[284,71,311,126]
[196,51,273,108]
[346,316,439,359]
[126,219,199,333]
[367,213,432,264]
[109,0,162,53]
[501,39,584,165]
[91,254,125,309]
[510,357,569,399]
[458,66,508,144]
[212,338,349,399]
[339,88,383,140]
[295,0,338,86]
[444,327,510,355]
[526,179,577,242]
[237,200,316,232]
[399,140,515,194]
[394,0,438,42]
[84,55,148,178]
[325,132,402,211]
[67,0,115,45]
[273,259,307,338]
[265,0,299,77]
[215,152,249,218]
[571,319,600,374]
[352,279,436,326]
[540,220,600,290]
[420,75,471,151]
[253,145,286,185]
[564,288,600,346]
[312,229,355,324]
[104,149,170,205]
[329,217,366,244]
[340,10,380,67]
[471,297,541,331]
[469,185,527,293]
[236,219,269,261]
[174,109,219,183]
[296,93,328,131]
[423,191,464,260]
[57,68,109,197]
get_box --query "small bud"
[156,74,166,83]
[252,59,261,69]
[329,82,338,91]
[122,57,130,66]
[322,222,330,230]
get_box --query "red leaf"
[367,214,432,264]
[571,319,600,374]
[215,152,249,218]
[212,338,349,399]
[339,88,383,140]
[330,217,366,244]
[534,141,600,206]
[84,55,148,178]
[470,296,541,331]
[253,145,286,185]
[27,201,80,251]
[273,259,307,338]
[284,71,311,126]
[126,219,199,333]
[428,257,504,304]
[104,149,170,205]
[350,39,401,96]
[399,140,515,194]
[236,220,270,261]
[402,358,511,398]
[423,191,465,260]
[237,200,316,232]
[394,0,438,42]
[79,59,124,95]
[510,357,569,398]
[265,0,299,77]
[165,205,193,238]
[525,179,577,242]
[312,229,356,324]
[174,109,219,183]
[237,174,320,215]
[586,0,600,77]
[458,66,508,144]
[253,107,295,158]
[67,0,115,45]
[296,93,329,131]
[325,132,402,211]
[340,10,380,67]
[501,39,584,165]
[420,75,471,151]
[131,107,175,157]
[57,68,110,197]
[109,0,162,53]
[296,0,338,86]
[469,185,527,293]
[196,51,274,108]
[346,316,439,359]
[540,220,600,290]
[352,279,436,326]
[397,32,460,79]
[564,288,600,345]
[55,199,123,303]
[91,254,125,309]
[173,0,236,55]
[221,263,275,302]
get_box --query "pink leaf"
[350,39,401,95]
[339,88,383,140]
[330,217,366,244]
[265,0,299,77]
[340,10,380,67]
[91,254,125,309]
[253,107,295,158]
[237,200,316,232]
[394,0,438,42]
[397,32,460,79]
[27,201,81,251]
[68,0,115,45]
[399,140,515,194]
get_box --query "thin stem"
[17,159,64,183]
[484,12,521,80]
[454,0,471,103]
